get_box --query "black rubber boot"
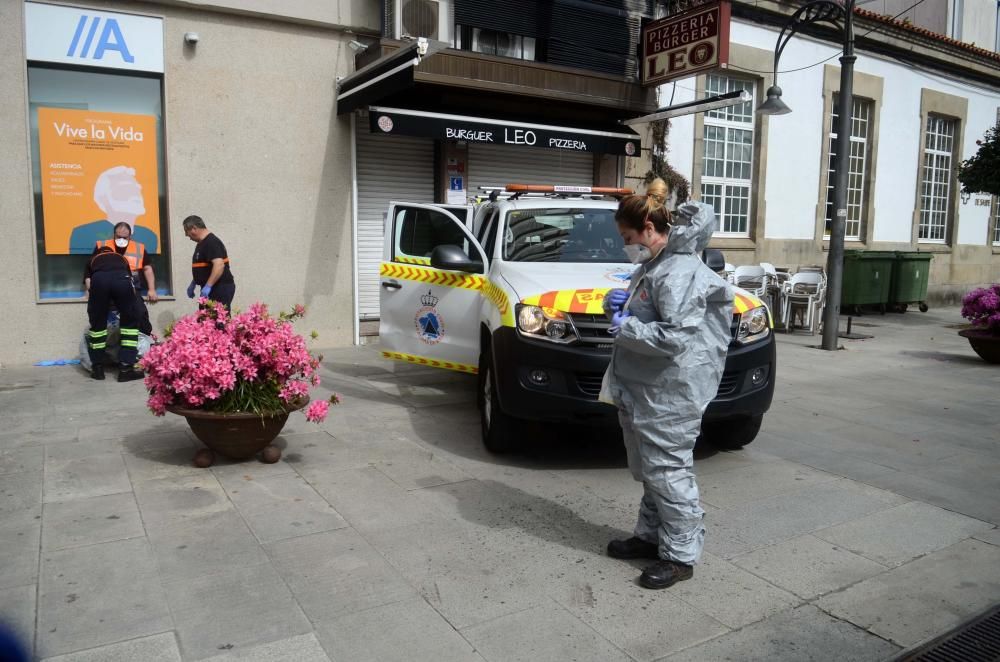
[90,364,105,381]
[607,537,659,560]
[639,560,694,590]
[117,365,144,382]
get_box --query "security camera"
[348,40,368,53]
[183,32,199,45]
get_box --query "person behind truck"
[86,221,156,335]
[182,215,236,310]
[83,246,145,382]
[602,178,733,590]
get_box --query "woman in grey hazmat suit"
[602,178,733,589]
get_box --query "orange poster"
[37,108,160,255]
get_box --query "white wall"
[664,19,1000,245]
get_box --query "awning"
[336,38,446,115]
[367,106,641,157]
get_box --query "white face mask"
[623,243,652,264]
[114,237,129,248]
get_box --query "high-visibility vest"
[97,239,145,275]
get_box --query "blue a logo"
[67,15,135,64]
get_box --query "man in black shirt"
[83,247,145,382]
[85,221,156,335]
[182,215,236,309]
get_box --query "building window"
[918,114,957,243]
[454,26,537,61]
[825,95,872,241]
[701,74,755,236]
[993,197,1000,246]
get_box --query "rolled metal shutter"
[356,116,434,318]
[467,143,594,196]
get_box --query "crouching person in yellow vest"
[82,247,144,382]
[85,222,156,335]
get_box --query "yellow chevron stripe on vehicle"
[520,288,611,315]
[396,256,431,265]
[380,262,484,291]
[482,279,514,327]
[381,351,478,374]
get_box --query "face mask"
[623,243,652,264]
[114,238,129,248]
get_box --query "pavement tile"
[0,446,44,476]
[314,598,481,662]
[0,427,77,450]
[707,479,908,559]
[461,601,633,662]
[861,469,1000,526]
[41,492,145,551]
[265,528,417,623]
[36,538,171,659]
[0,508,41,589]
[697,460,839,509]
[43,453,131,503]
[812,500,995,567]
[816,538,1000,647]
[40,632,180,662]
[668,552,802,629]
[660,605,900,662]
[0,584,36,660]
[973,527,1000,546]
[549,557,729,662]
[44,439,124,463]
[132,473,231,529]
[730,534,889,599]
[164,562,312,661]
[146,509,269,583]
[219,472,348,544]
[373,449,473,491]
[1,471,42,514]
[200,633,330,662]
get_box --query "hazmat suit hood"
[601,200,734,566]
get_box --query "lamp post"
[758,0,855,351]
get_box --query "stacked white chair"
[733,265,769,298]
[781,272,826,334]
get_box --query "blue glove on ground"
[607,288,628,312]
[186,281,197,299]
[201,284,213,297]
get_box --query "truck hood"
[497,261,766,315]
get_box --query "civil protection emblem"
[415,290,445,344]
[604,268,634,284]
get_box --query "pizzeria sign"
[642,1,730,87]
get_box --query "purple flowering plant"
[960,284,1000,335]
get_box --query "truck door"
[380,201,488,374]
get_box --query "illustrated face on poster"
[37,108,160,254]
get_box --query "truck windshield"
[502,208,627,263]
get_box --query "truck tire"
[702,414,763,451]
[479,351,519,454]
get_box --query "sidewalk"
[1,306,998,661]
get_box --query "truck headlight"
[737,306,770,344]
[516,305,577,344]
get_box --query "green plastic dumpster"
[841,250,895,313]
[890,252,933,312]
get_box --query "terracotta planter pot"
[958,329,1000,364]
[166,396,308,462]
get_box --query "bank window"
[701,74,755,237]
[825,95,872,241]
[918,114,957,243]
[28,65,171,299]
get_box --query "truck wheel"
[702,414,763,451]
[479,352,519,454]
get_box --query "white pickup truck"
[379,185,775,453]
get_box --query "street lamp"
[758,0,855,351]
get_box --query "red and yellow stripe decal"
[396,256,431,265]
[380,262,484,291]
[482,279,514,327]
[521,288,611,315]
[381,351,478,374]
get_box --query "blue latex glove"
[606,288,628,312]
[609,309,631,335]
[186,281,197,299]
[201,284,213,298]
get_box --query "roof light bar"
[505,184,634,195]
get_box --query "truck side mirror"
[702,248,725,273]
[431,244,484,273]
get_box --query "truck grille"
[575,371,740,400]
[568,313,614,351]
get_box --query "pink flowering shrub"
[961,284,1000,334]
[140,301,339,422]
